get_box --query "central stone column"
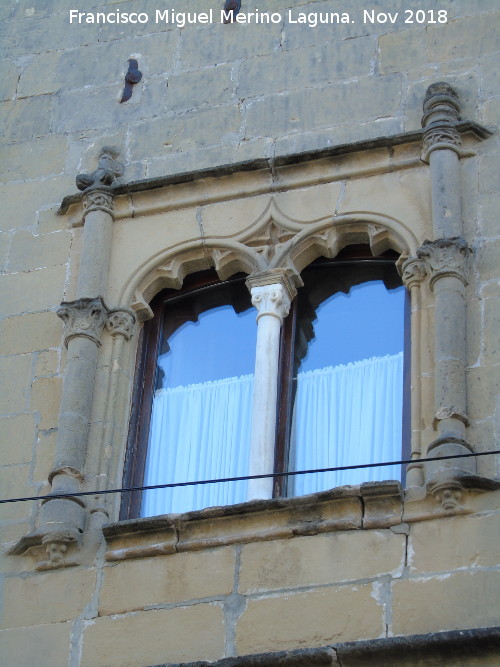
[246,270,296,500]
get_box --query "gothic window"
[122,247,407,519]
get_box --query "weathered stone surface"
[166,64,234,113]
[1,568,96,628]
[0,60,18,102]
[0,414,35,465]
[0,96,52,144]
[245,75,402,138]
[238,531,405,593]
[18,32,177,98]
[0,463,32,522]
[236,585,384,654]
[409,513,500,573]
[30,376,62,431]
[0,136,68,183]
[0,355,32,415]
[8,230,71,273]
[129,105,242,162]
[179,21,281,69]
[391,570,500,636]
[99,547,236,615]
[238,37,376,98]
[80,604,225,667]
[0,265,67,317]
[0,622,72,667]
[35,349,60,377]
[0,311,62,355]
[0,12,99,59]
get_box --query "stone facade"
[1,1,499,666]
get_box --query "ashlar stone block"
[238,530,405,593]
[8,230,71,273]
[80,604,225,667]
[1,568,97,629]
[236,585,384,654]
[409,513,500,574]
[99,547,236,615]
[0,355,32,415]
[0,97,52,144]
[0,136,68,182]
[0,265,66,317]
[0,414,35,465]
[0,312,62,355]
[0,60,18,101]
[391,570,500,636]
[0,622,72,667]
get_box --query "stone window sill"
[103,482,404,561]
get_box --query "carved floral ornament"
[417,237,470,290]
[57,297,136,347]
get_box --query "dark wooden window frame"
[121,246,409,519]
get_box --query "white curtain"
[141,374,254,516]
[141,353,403,515]
[289,353,403,495]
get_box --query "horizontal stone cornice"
[58,123,492,225]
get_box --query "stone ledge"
[57,122,493,222]
[103,484,404,562]
[148,626,500,667]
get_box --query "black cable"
[0,450,499,505]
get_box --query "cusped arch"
[269,212,419,276]
[120,238,267,321]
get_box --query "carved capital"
[417,237,470,289]
[400,257,427,290]
[106,308,136,340]
[422,126,462,162]
[246,268,298,303]
[250,283,292,323]
[57,297,109,348]
[82,188,115,218]
[421,82,462,161]
[76,146,123,191]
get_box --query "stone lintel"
[57,122,493,221]
[147,626,500,667]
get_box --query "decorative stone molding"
[417,237,470,289]
[106,308,136,340]
[421,82,462,162]
[57,297,109,348]
[432,406,469,430]
[399,256,427,289]
[422,126,462,162]
[247,269,298,322]
[37,532,80,571]
[76,146,124,191]
[82,188,116,218]
[250,285,291,323]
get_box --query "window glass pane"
[141,282,256,515]
[289,265,405,495]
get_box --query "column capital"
[417,237,470,290]
[249,282,292,323]
[106,308,136,340]
[246,268,298,303]
[57,297,109,348]
[399,256,427,290]
[421,82,462,162]
[82,187,116,218]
